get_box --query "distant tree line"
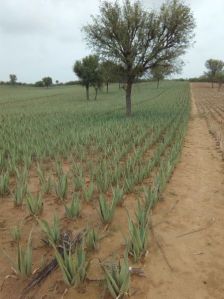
[1,0,196,116]
[189,58,224,90]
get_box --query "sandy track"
[139,84,224,299]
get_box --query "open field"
[0,81,191,298]
[194,83,224,158]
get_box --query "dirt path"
[141,84,224,299]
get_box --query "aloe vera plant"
[10,225,22,243]
[112,186,124,206]
[55,174,68,200]
[85,227,99,251]
[38,214,61,245]
[82,181,94,202]
[26,192,43,215]
[55,244,89,287]
[126,217,149,262]
[144,187,157,210]
[5,231,32,278]
[135,199,149,228]
[0,172,10,196]
[64,195,81,219]
[98,195,116,224]
[73,174,84,191]
[102,256,130,299]
[13,181,27,207]
[37,163,52,194]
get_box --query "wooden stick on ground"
[151,222,173,272]
[20,230,85,298]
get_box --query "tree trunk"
[125,81,132,117]
[157,79,160,89]
[94,87,98,100]
[106,82,109,93]
[86,85,89,100]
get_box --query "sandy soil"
[139,83,224,299]
[1,83,224,299]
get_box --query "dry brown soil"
[141,83,224,299]
[0,83,224,299]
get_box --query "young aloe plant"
[73,174,84,191]
[126,217,149,263]
[55,174,68,200]
[38,214,61,245]
[98,195,116,224]
[144,186,158,210]
[85,227,99,251]
[26,193,43,216]
[82,181,94,202]
[0,172,10,196]
[37,163,52,194]
[135,199,149,228]
[64,195,81,219]
[54,244,89,287]
[5,231,32,278]
[10,225,22,243]
[13,181,27,207]
[41,176,52,194]
[55,159,63,177]
[112,186,124,206]
[102,256,130,299]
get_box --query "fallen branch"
[151,222,173,272]
[20,230,85,298]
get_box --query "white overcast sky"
[0,0,223,83]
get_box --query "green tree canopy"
[73,55,103,100]
[9,74,17,85]
[84,0,195,116]
[35,81,44,87]
[205,59,224,88]
[42,77,53,88]
[101,61,119,93]
[150,60,184,88]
